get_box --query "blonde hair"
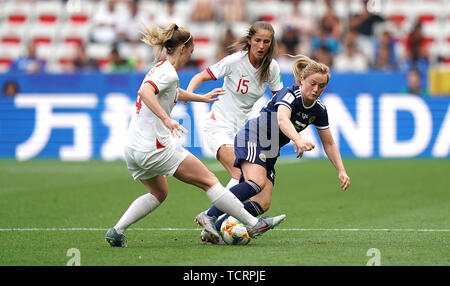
[229,21,277,84]
[289,55,330,83]
[141,23,193,61]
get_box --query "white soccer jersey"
[126,59,179,152]
[206,51,283,130]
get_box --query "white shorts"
[124,142,189,181]
[202,113,238,158]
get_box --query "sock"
[206,180,262,218]
[215,200,264,232]
[114,193,161,234]
[206,182,258,226]
[225,178,239,189]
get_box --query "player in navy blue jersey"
[198,55,351,244]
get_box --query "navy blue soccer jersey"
[259,84,329,148]
[233,84,329,184]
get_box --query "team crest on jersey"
[259,153,266,162]
[309,116,316,123]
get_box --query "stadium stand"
[0,0,448,73]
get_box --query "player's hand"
[293,138,315,159]
[163,118,188,138]
[203,88,225,102]
[338,171,350,191]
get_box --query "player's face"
[248,29,272,64]
[180,44,194,66]
[300,73,328,103]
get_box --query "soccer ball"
[220,216,251,245]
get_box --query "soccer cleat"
[200,229,225,245]
[105,227,127,247]
[246,214,286,239]
[194,211,220,243]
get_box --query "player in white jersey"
[187,22,284,237]
[105,23,286,247]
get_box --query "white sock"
[225,177,240,189]
[114,193,161,234]
[206,182,258,226]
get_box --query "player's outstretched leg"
[105,228,127,247]
[246,214,286,239]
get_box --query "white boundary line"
[0,227,449,232]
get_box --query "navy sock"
[206,180,262,218]
[215,200,264,232]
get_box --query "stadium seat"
[0,22,28,46]
[60,22,91,46]
[27,23,59,46]
[1,1,33,24]
[66,0,96,24]
[86,42,112,71]
[0,43,25,72]
[34,0,64,24]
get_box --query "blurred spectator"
[90,0,124,44]
[312,45,333,69]
[333,40,369,72]
[373,45,398,71]
[280,25,300,55]
[402,22,429,72]
[117,0,150,43]
[9,42,46,74]
[400,68,428,96]
[73,44,99,72]
[154,0,187,28]
[2,80,19,97]
[222,0,247,23]
[107,45,136,73]
[310,24,340,55]
[216,27,237,60]
[373,31,398,71]
[349,0,384,37]
[320,0,343,39]
[191,0,214,22]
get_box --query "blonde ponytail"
[141,23,193,61]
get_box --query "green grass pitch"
[0,159,449,266]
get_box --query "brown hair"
[229,21,277,84]
[291,54,330,83]
[141,23,193,61]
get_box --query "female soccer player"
[187,21,284,230]
[105,23,285,247]
[200,55,350,244]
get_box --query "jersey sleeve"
[273,89,296,110]
[268,60,283,92]
[206,52,236,80]
[314,102,330,129]
[143,64,175,95]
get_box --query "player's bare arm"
[186,70,214,93]
[317,128,350,191]
[178,88,224,103]
[138,82,187,137]
[277,105,315,158]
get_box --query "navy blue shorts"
[233,127,278,185]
